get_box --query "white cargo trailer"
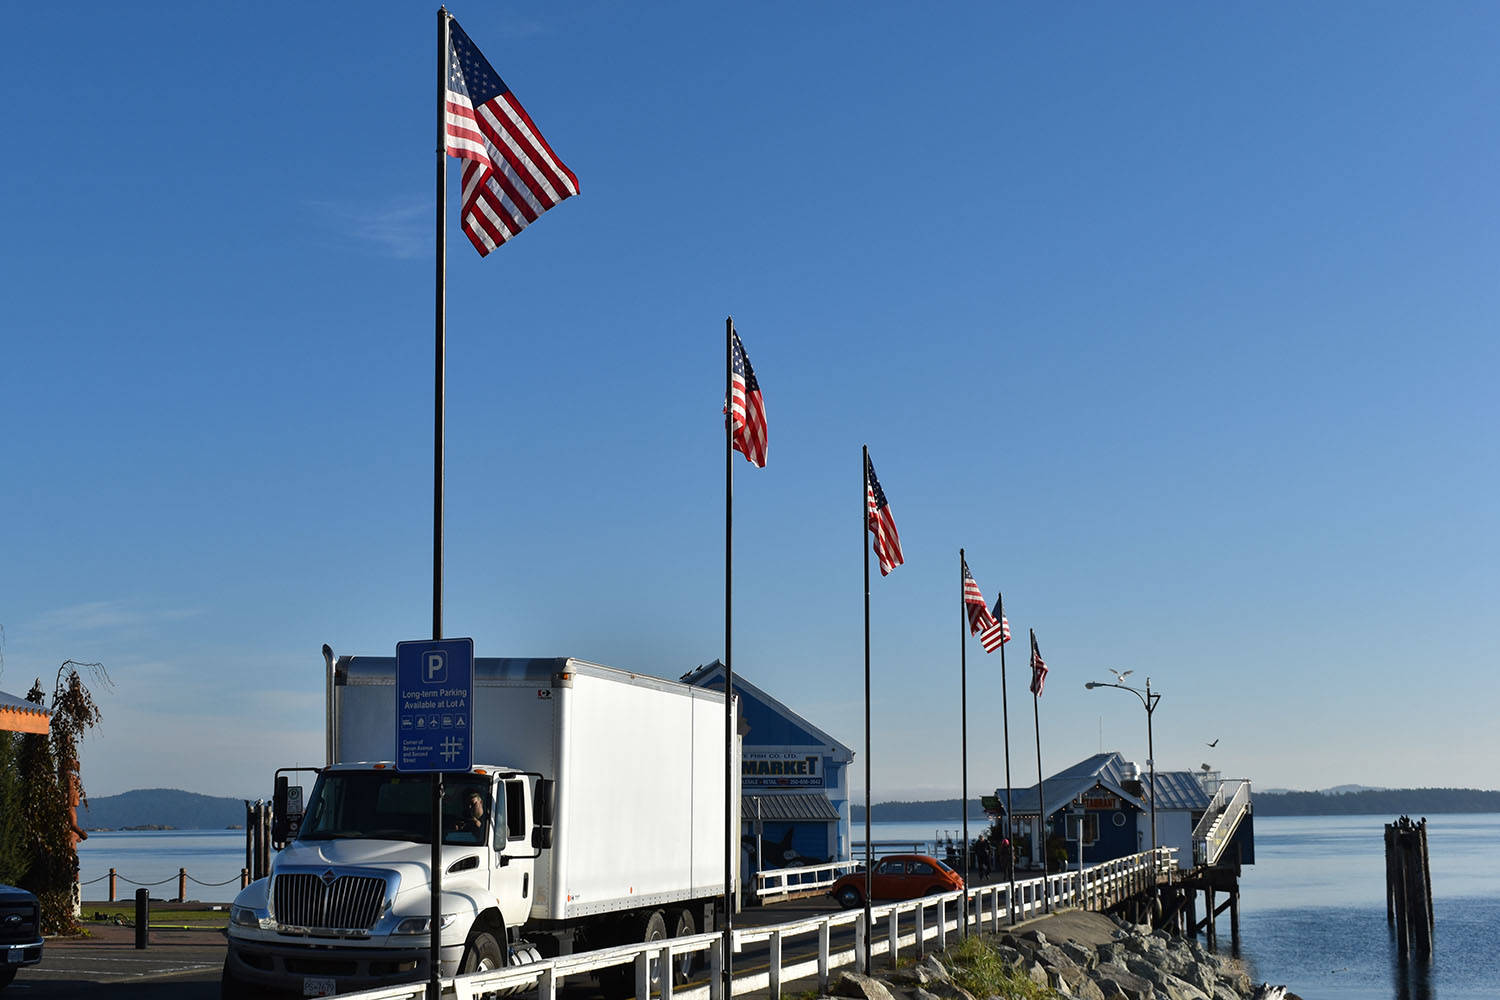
[222,649,739,999]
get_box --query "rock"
[1092,962,1154,1000]
[1155,972,1210,1000]
[887,965,931,987]
[1211,985,1242,1000]
[996,943,1028,966]
[1017,929,1049,947]
[1026,960,1050,988]
[831,971,899,1000]
[1218,966,1253,995]
[1060,940,1098,970]
[920,954,952,984]
[1037,942,1081,973]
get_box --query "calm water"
[78,814,1500,998]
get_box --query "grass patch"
[947,934,1057,1000]
[84,903,229,929]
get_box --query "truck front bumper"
[3,937,44,969]
[226,936,464,993]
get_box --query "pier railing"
[1192,778,1251,867]
[334,846,1176,1000]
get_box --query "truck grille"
[272,873,386,930]
[0,900,39,944]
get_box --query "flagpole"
[1031,628,1048,914]
[998,593,1015,923]
[958,550,970,937]
[722,316,735,994]
[430,11,450,1000]
[861,445,873,973]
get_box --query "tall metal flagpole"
[1031,628,1048,914]
[958,550,969,937]
[430,10,450,999]
[722,316,735,994]
[861,445,873,973]
[998,593,1016,923]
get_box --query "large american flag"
[444,18,579,256]
[979,592,1011,653]
[729,328,767,467]
[1029,629,1048,697]
[865,455,903,576]
[961,559,998,637]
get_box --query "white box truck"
[222,647,738,998]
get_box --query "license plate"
[6,952,23,964]
[303,976,337,996]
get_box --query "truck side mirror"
[272,776,291,845]
[534,778,556,828]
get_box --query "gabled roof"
[682,660,854,762]
[996,752,1214,819]
[0,689,51,735]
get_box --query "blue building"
[681,661,854,880]
[994,752,1253,872]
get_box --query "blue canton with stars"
[448,18,511,105]
[731,333,760,393]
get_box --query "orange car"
[828,853,965,908]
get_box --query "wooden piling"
[1386,816,1434,959]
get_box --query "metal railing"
[1192,778,1251,866]
[334,847,1175,1000]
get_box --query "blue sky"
[2,2,1495,802]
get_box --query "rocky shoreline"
[825,910,1300,1000]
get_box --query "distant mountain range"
[80,788,249,830]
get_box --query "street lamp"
[1085,676,1161,891]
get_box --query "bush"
[948,934,1058,999]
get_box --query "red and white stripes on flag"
[864,454,903,576]
[1029,629,1048,696]
[444,17,579,256]
[729,327,767,467]
[980,593,1012,652]
[961,559,998,640]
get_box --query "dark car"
[828,853,964,909]
[0,883,43,990]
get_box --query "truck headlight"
[393,913,458,935]
[231,906,265,928]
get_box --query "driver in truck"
[450,788,488,841]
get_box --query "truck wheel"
[461,929,506,974]
[671,908,698,983]
[836,885,862,909]
[642,909,669,990]
[218,962,251,1000]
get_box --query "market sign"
[743,748,824,788]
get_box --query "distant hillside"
[80,788,248,830]
[1253,788,1500,817]
[852,799,989,822]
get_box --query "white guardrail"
[336,847,1176,1000]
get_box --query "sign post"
[396,637,474,999]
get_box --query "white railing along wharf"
[755,859,862,900]
[338,848,1176,1000]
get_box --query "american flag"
[444,18,579,256]
[979,593,1010,653]
[729,328,767,467]
[864,455,903,576]
[961,559,998,637]
[1029,629,1048,697]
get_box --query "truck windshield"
[300,772,491,846]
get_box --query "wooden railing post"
[818,919,830,990]
[108,868,117,902]
[768,931,781,1000]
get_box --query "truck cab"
[0,883,43,992]
[223,763,551,998]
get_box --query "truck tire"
[671,908,698,983]
[218,962,252,1000]
[597,908,668,999]
[461,929,506,975]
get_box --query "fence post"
[936,898,946,950]
[855,912,867,973]
[177,868,187,903]
[134,888,149,950]
[661,944,675,1000]
[768,930,782,1000]
[914,903,925,958]
[241,867,250,890]
[108,868,117,902]
[710,936,723,1000]
[818,919,830,990]
[888,910,900,969]
[539,966,556,1000]
[635,951,649,1000]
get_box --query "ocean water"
[75,814,1500,999]
[1238,813,1500,999]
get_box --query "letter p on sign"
[424,651,448,684]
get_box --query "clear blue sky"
[3,2,1495,802]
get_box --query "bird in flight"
[1109,668,1134,682]
[1206,738,1219,748]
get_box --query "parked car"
[828,854,964,908]
[0,883,43,991]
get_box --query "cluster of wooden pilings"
[1385,815,1433,957]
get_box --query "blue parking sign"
[395,638,474,772]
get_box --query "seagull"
[1206,739,1219,748]
[1109,668,1134,682]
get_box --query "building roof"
[742,791,841,822]
[682,660,854,762]
[996,754,1216,819]
[0,689,51,735]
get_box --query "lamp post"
[1084,676,1161,891]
